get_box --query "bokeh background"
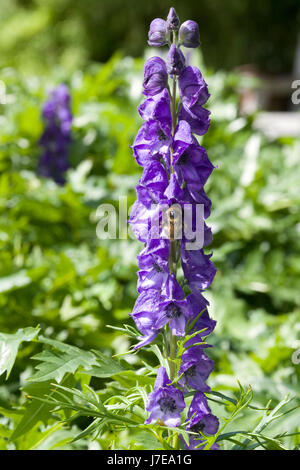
[0,0,300,449]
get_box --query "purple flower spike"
[166,7,180,32]
[179,20,200,48]
[167,44,186,76]
[148,19,168,47]
[130,8,218,443]
[146,367,185,427]
[187,392,219,436]
[143,57,169,96]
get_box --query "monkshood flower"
[178,66,210,107]
[181,246,217,295]
[146,367,185,427]
[179,20,200,48]
[167,44,186,76]
[148,19,169,47]
[166,7,180,32]
[131,275,191,346]
[38,84,72,185]
[178,346,214,392]
[186,392,219,442]
[130,7,218,449]
[143,57,169,96]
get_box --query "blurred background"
[0,0,300,449]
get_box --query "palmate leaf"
[82,350,126,378]
[0,327,40,378]
[29,336,125,383]
[9,336,127,440]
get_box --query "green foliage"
[0,327,39,378]
[0,52,299,449]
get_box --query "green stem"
[166,42,180,449]
[169,332,177,381]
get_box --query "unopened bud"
[166,7,180,32]
[148,18,168,47]
[179,20,200,48]
[166,44,185,76]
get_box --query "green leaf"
[30,338,97,383]
[11,381,58,441]
[29,336,125,383]
[11,375,76,441]
[0,327,39,378]
[83,350,125,378]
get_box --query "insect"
[162,204,183,240]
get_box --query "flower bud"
[166,7,180,32]
[143,57,168,96]
[148,18,168,47]
[179,20,200,48]
[166,44,185,76]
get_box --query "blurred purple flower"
[38,84,72,185]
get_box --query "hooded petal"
[178,66,209,107]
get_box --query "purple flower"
[136,160,168,207]
[186,293,217,340]
[166,7,180,32]
[167,44,186,76]
[181,246,217,294]
[163,172,184,203]
[132,119,171,167]
[138,89,172,135]
[178,101,210,136]
[129,200,159,242]
[172,119,194,156]
[131,275,190,340]
[148,19,169,47]
[38,84,72,185]
[187,392,219,436]
[146,367,185,427]
[173,141,214,188]
[178,66,210,108]
[143,57,169,96]
[130,289,162,344]
[178,346,214,391]
[179,21,200,48]
[137,238,170,292]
